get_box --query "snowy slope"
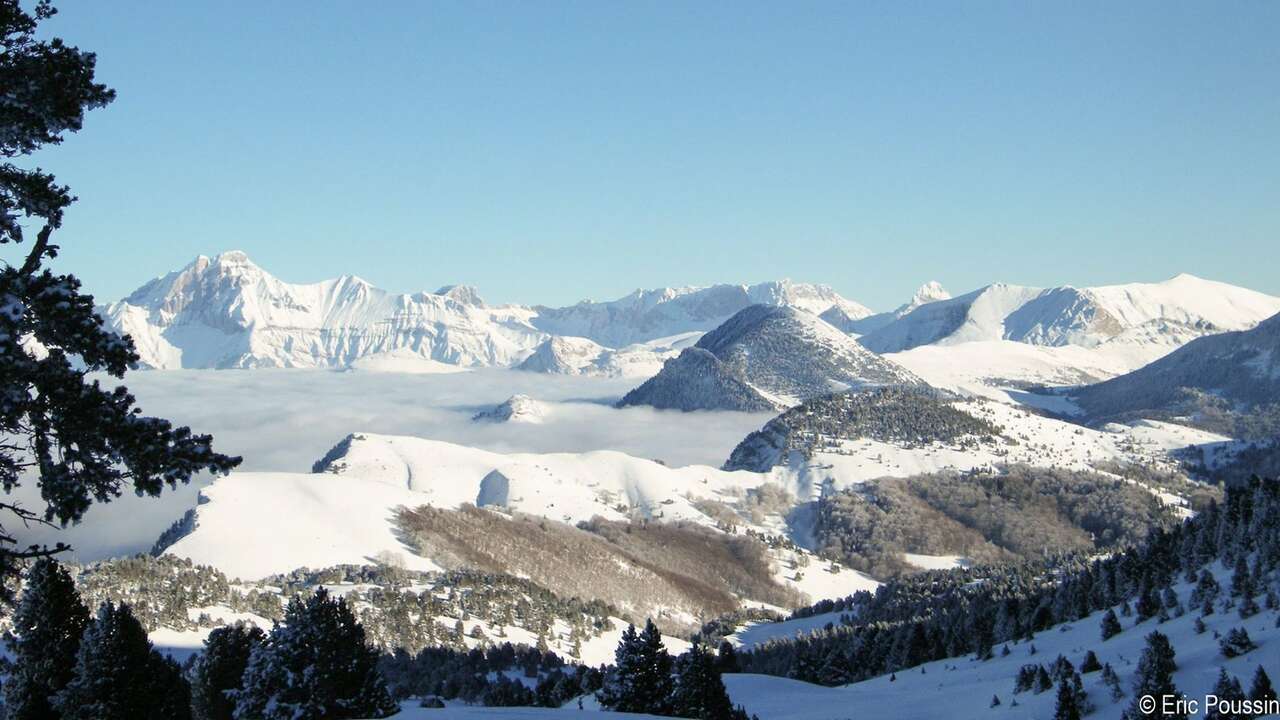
[723,561,1280,720]
[160,432,884,617]
[165,433,777,579]
[162,470,443,580]
[860,275,1280,355]
[886,339,1169,402]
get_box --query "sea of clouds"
[11,368,773,562]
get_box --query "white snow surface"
[164,470,441,580]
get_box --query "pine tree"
[53,602,185,720]
[1080,650,1101,674]
[147,653,192,720]
[0,0,240,589]
[717,640,740,674]
[191,623,265,720]
[1231,556,1251,597]
[233,589,397,720]
[971,613,994,661]
[1102,663,1124,702]
[670,641,737,720]
[1035,666,1054,694]
[1219,627,1256,658]
[1101,609,1122,640]
[1205,667,1244,720]
[598,619,674,715]
[1129,631,1184,719]
[1053,676,1081,720]
[2,559,90,720]
[1249,666,1276,704]
[1135,579,1161,622]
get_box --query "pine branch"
[19,222,54,275]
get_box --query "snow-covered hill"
[162,404,1216,585]
[722,390,1224,505]
[859,274,1280,356]
[618,305,922,411]
[167,433,771,580]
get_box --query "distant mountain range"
[859,274,1279,354]
[101,251,870,371]
[101,252,1280,387]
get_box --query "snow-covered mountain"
[859,274,1280,356]
[619,305,922,411]
[102,252,872,371]
[1073,309,1280,426]
[822,281,952,335]
[102,251,544,369]
[530,280,872,349]
[514,333,699,379]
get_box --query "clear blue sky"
[27,1,1280,309]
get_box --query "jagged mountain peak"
[909,281,950,306]
[434,284,485,306]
